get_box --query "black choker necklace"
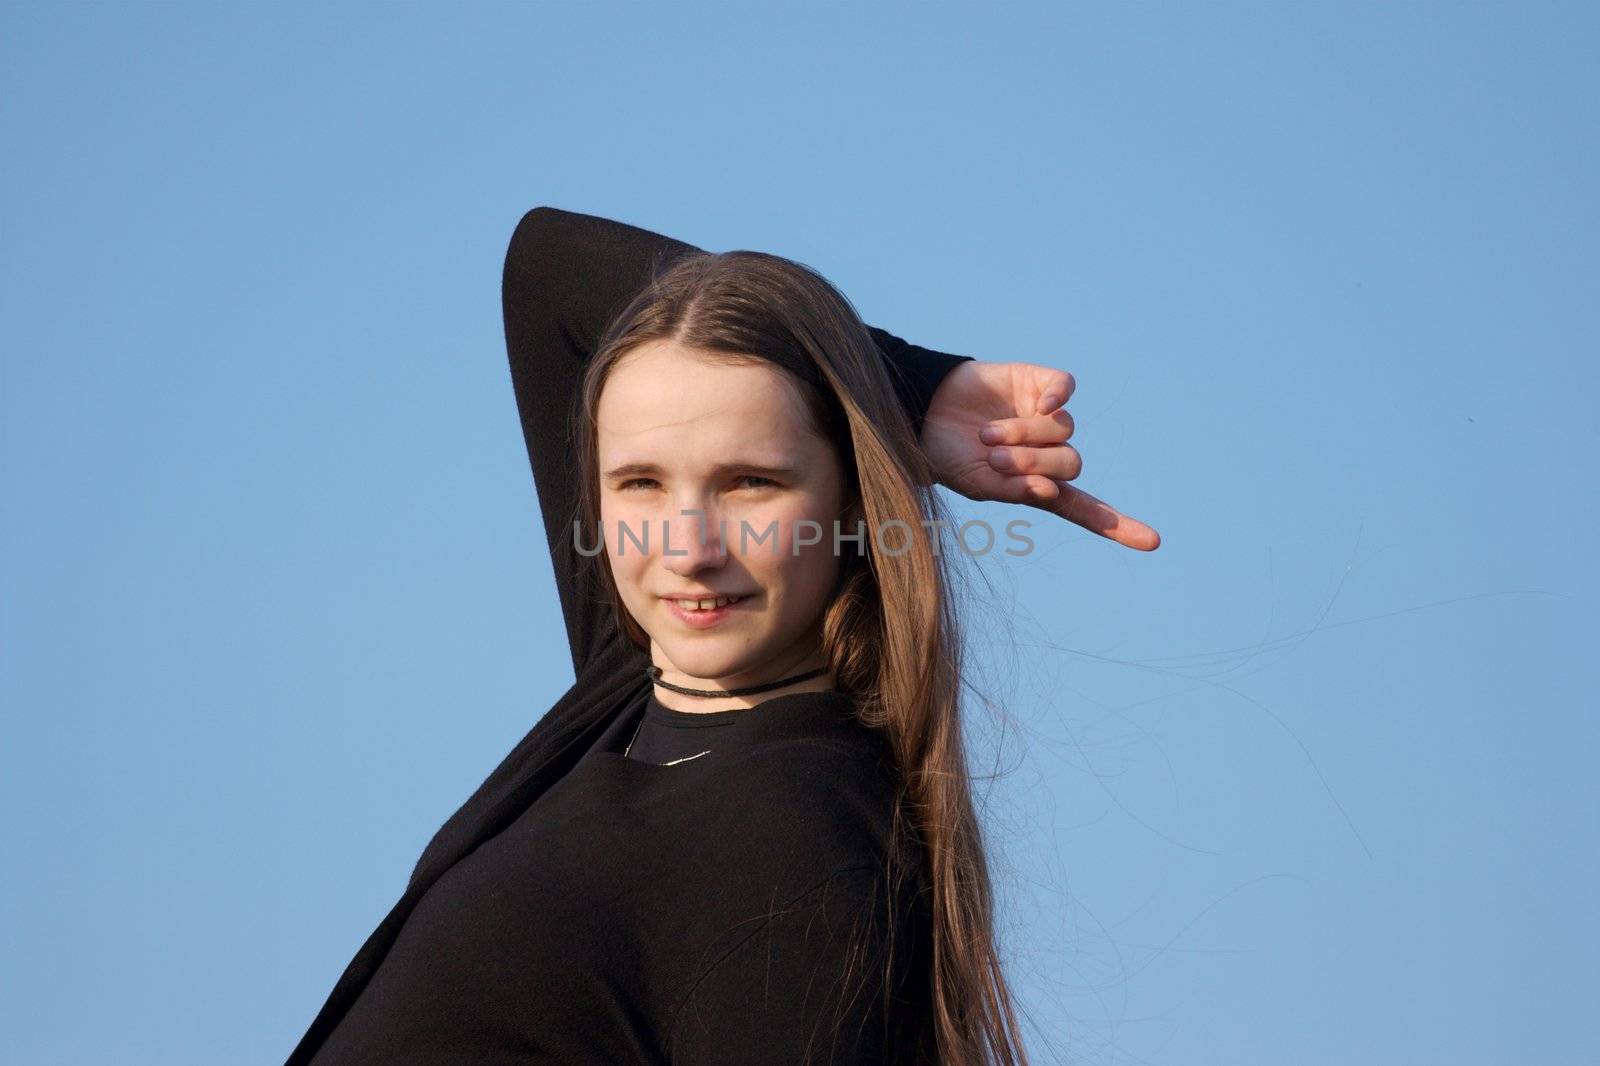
[646,664,831,698]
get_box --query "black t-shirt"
[619,690,750,765]
[284,206,972,1065]
[307,683,935,1063]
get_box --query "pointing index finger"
[1048,482,1162,551]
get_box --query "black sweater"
[285,207,974,1064]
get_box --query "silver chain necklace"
[621,714,711,764]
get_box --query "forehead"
[596,341,820,461]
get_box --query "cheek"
[737,501,843,608]
[606,551,645,591]
[732,492,841,555]
[599,502,651,591]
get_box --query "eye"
[738,475,779,491]
[618,477,660,492]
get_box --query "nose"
[660,505,728,577]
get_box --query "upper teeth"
[677,595,741,611]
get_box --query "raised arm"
[501,206,974,679]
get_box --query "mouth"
[661,593,753,629]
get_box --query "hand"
[919,361,1161,551]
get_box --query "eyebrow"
[602,460,800,482]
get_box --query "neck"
[649,642,833,714]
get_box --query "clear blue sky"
[3,3,1595,1063]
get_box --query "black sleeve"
[501,206,975,679]
[667,866,932,1064]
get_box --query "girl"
[286,207,1159,1065]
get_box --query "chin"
[654,641,754,683]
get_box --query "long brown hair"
[571,248,1031,1064]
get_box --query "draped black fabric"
[283,207,973,1064]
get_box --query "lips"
[661,593,752,629]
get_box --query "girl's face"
[595,340,847,694]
